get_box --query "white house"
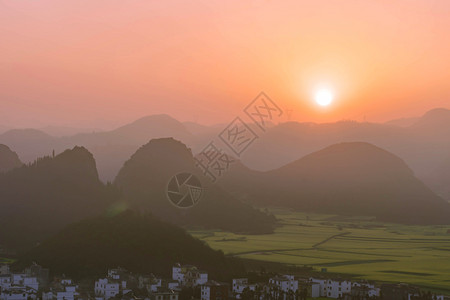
[309,282,320,298]
[22,277,39,292]
[167,280,180,291]
[42,278,78,300]
[310,278,327,297]
[0,275,11,290]
[0,287,37,300]
[201,281,228,300]
[172,265,184,284]
[0,274,38,292]
[297,279,321,298]
[149,278,162,292]
[172,264,208,287]
[269,275,299,293]
[352,282,380,298]
[232,278,257,298]
[310,278,351,298]
[94,278,120,300]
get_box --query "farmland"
[189,209,450,292]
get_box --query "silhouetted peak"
[114,114,186,132]
[134,114,178,123]
[56,146,95,162]
[423,107,450,117]
[317,141,389,153]
[413,107,450,128]
[44,146,100,183]
[0,144,22,172]
[0,128,52,140]
[131,138,193,161]
[303,142,409,165]
[273,142,414,179]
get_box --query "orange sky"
[1,0,449,128]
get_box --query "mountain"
[73,114,194,145]
[0,115,196,181]
[0,129,58,163]
[0,144,22,172]
[385,117,420,127]
[412,108,450,131]
[65,115,197,182]
[183,122,222,136]
[2,108,450,201]
[232,108,450,200]
[114,138,276,234]
[16,210,244,280]
[422,157,450,202]
[0,146,118,249]
[220,142,450,224]
[239,120,405,171]
[39,125,101,137]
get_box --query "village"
[0,263,447,300]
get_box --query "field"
[190,209,450,293]
[0,257,14,264]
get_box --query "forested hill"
[114,138,276,234]
[16,210,245,280]
[0,146,119,249]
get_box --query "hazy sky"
[1,0,449,128]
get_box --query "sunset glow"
[0,1,449,127]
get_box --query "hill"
[0,115,196,181]
[236,108,450,202]
[0,129,58,163]
[16,210,244,280]
[221,142,450,224]
[114,138,276,234]
[39,125,101,137]
[385,117,420,127]
[0,144,22,172]
[2,108,450,201]
[412,108,450,131]
[0,146,118,249]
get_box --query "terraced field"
[190,209,450,293]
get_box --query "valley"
[190,209,450,293]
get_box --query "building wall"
[95,279,119,300]
[201,286,210,300]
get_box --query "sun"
[314,88,334,107]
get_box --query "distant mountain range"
[0,107,449,201]
[16,210,244,280]
[385,117,420,127]
[38,125,102,137]
[220,142,450,224]
[0,115,197,182]
[236,108,450,202]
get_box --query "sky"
[1,0,450,129]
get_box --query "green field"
[190,209,450,292]
[0,257,15,264]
